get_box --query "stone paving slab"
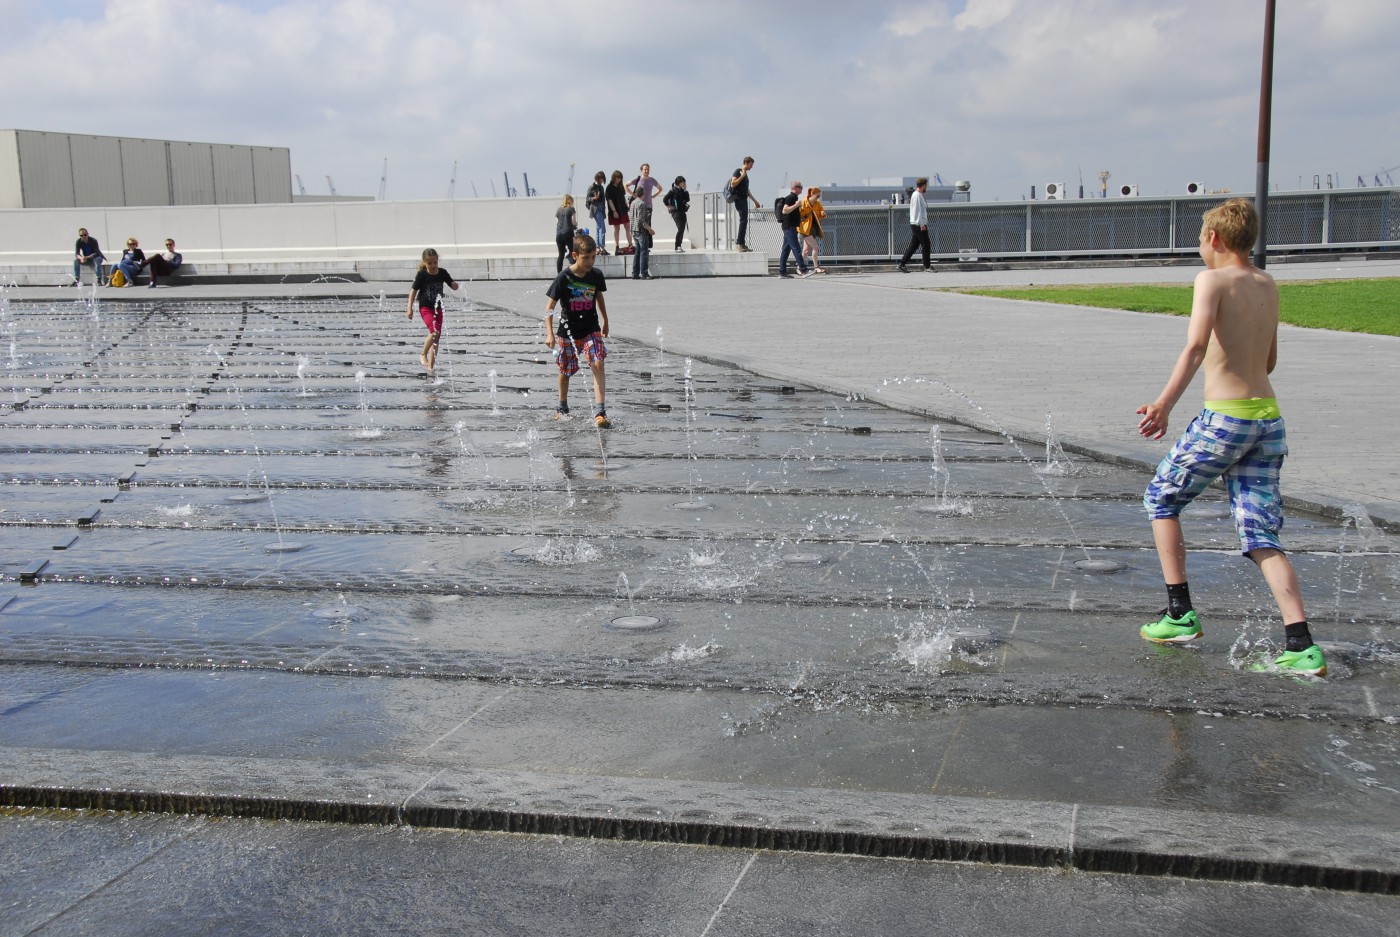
[3,747,1398,894]
[7,810,1396,937]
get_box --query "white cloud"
[1,0,1395,201]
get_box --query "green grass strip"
[954,278,1400,336]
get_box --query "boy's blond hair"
[1201,197,1258,255]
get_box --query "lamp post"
[1253,0,1276,268]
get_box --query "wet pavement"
[1,274,1398,932]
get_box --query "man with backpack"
[777,180,811,279]
[726,156,761,252]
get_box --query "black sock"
[1284,621,1314,652]
[1166,582,1193,619]
[556,401,569,413]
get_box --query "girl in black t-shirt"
[406,248,459,371]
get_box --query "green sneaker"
[1140,609,1202,644]
[1272,645,1327,677]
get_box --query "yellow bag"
[109,269,126,287]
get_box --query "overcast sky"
[3,0,1396,201]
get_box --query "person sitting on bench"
[144,238,183,288]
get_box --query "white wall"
[0,195,699,267]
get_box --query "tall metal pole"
[1253,0,1276,268]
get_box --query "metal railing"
[702,188,1400,261]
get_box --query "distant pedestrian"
[114,237,145,287]
[605,170,632,254]
[555,194,578,273]
[628,190,654,279]
[72,228,105,285]
[897,177,931,272]
[1135,198,1325,676]
[406,247,459,372]
[662,176,690,251]
[777,180,810,279]
[544,233,611,428]
[585,171,609,255]
[144,237,183,288]
[628,163,663,208]
[728,156,761,251]
[799,186,827,274]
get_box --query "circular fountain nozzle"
[1074,557,1125,573]
[264,541,308,553]
[609,615,662,631]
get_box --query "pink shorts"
[554,332,607,377]
[419,306,444,334]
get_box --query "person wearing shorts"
[406,248,458,371]
[1135,197,1324,676]
[544,233,612,428]
[1143,404,1287,555]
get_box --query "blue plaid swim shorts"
[1143,408,1289,554]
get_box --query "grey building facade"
[0,129,292,209]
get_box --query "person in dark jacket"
[72,228,105,285]
[144,238,183,288]
[605,170,632,255]
[663,176,690,252]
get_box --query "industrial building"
[0,129,292,209]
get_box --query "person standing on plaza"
[544,233,611,428]
[897,177,931,273]
[585,171,609,255]
[554,194,578,273]
[628,189,655,280]
[777,180,811,279]
[605,170,633,255]
[1135,198,1325,676]
[728,156,761,252]
[663,176,690,251]
[799,186,827,274]
[72,228,105,285]
[406,247,459,372]
[627,163,663,209]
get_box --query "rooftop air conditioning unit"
[1185,181,1206,195]
[1119,184,1139,197]
[1044,182,1067,200]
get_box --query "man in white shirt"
[897,178,931,273]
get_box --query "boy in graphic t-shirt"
[544,233,611,428]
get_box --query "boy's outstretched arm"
[596,295,609,337]
[544,302,557,349]
[1136,271,1219,439]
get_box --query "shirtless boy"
[1136,198,1325,676]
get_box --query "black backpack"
[774,195,785,217]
